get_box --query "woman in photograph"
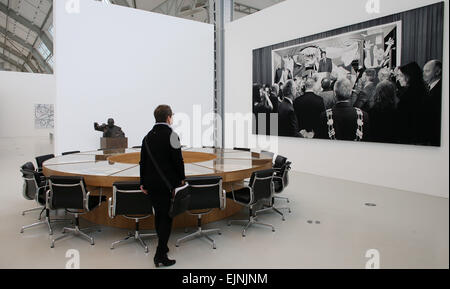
[395,62,429,145]
[369,80,397,143]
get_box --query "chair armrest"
[98,187,103,207]
[221,189,227,210]
[85,191,91,212]
[108,197,114,218]
[46,189,52,210]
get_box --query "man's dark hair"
[154,105,173,123]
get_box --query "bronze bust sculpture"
[94,118,125,138]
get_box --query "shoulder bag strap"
[143,135,174,193]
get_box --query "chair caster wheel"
[282,218,285,221]
[272,230,275,232]
[20,229,24,234]
[176,245,179,247]
[218,232,222,235]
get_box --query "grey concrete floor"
[0,136,448,269]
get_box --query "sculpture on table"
[94,118,127,151]
[94,118,125,138]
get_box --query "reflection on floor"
[0,136,448,269]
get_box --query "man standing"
[354,69,377,111]
[318,51,333,73]
[278,80,302,137]
[317,78,370,141]
[294,77,325,136]
[140,105,186,267]
[423,60,443,146]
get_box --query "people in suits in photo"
[317,78,370,141]
[318,51,333,73]
[294,77,325,136]
[274,65,284,84]
[395,62,429,145]
[317,77,336,110]
[278,80,302,137]
[354,69,377,112]
[140,105,186,267]
[423,60,443,146]
[369,80,398,144]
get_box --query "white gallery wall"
[54,0,214,154]
[225,0,449,198]
[0,71,55,138]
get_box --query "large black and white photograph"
[253,2,444,146]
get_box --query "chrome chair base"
[20,217,71,235]
[176,227,221,249]
[228,216,275,237]
[51,225,100,248]
[256,205,291,221]
[21,206,45,217]
[275,196,290,203]
[110,231,157,253]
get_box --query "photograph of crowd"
[252,3,444,147]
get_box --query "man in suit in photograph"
[140,105,186,267]
[278,80,302,137]
[317,78,370,141]
[423,59,443,146]
[318,51,333,73]
[294,77,326,136]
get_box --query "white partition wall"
[0,71,55,138]
[225,0,449,198]
[54,0,214,153]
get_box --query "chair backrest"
[250,169,275,202]
[185,176,224,211]
[35,154,55,170]
[234,147,251,152]
[49,176,86,210]
[62,151,80,156]
[20,166,40,201]
[112,182,153,216]
[273,155,288,169]
[283,161,292,187]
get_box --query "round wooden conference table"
[42,148,274,230]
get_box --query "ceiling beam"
[0,41,38,72]
[0,26,52,73]
[234,2,259,15]
[112,0,130,7]
[0,1,53,52]
[0,52,24,71]
[21,5,53,72]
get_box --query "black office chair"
[233,147,251,152]
[256,162,292,221]
[108,182,157,253]
[20,165,69,235]
[48,176,106,248]
[20,162,45,217]
[62,151,80,155]
[227,169,276,237]
[272,155,290,204]
[273,155,288,169]
[35,154,55,173]
[175,176,226,249]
